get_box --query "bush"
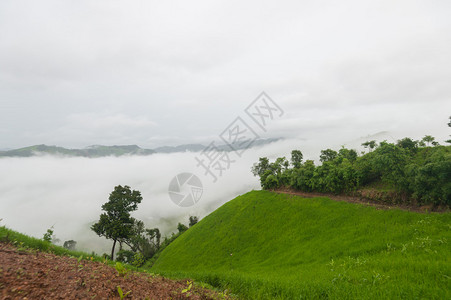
[116,249,135,263]
[263,175,279,190]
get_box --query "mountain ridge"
[0,138,281,158]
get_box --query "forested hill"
[252,137,451,207]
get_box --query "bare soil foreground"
[0,242,226,299]
[275,188,449,213]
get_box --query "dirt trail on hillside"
[274,189,447,213]
[0,242,225,299]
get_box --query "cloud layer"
[0,0,450,148]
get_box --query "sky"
[0,0,450,149]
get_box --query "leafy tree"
[63,240,77,251]
[126,220,161,260]
[251,157,270,177]
[177,223,188,233]
[116,249,135,263]
[251,157,271,186]
[290,160,315,191]
[271,157,288,175]
[320,149,338,162]
[447,116,451,144]
[422,135,435,147]
[262,174,279,190]
[43,226,54,243]
[291,150,303,168]
[409,148,451,205]
[372,142,409,187]
[189,216,199,227]
[362,140,377,152]
[91,185,142,260]
[396,138,418,153]
[338,147,358,162]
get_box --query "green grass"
[0,226,109,264]
[150,190,451,299]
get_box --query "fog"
[1,129,427,254]
[0,139,295,254]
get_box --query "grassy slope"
[151,191,451,299]
[0,226,90,258]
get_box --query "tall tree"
[422,135,435,146]
[91,185,142,260]
[127,220,161,260]
[189,216,199,227]
[291,150,303,168]
[251,157,270,177]
[396,137,418,152]
[446,116,451,144]
[361,140,377,152]
[319,149,338,162]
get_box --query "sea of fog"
[0,135,399,254]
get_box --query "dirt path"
[0,242,225,299]
[274,188,446,213]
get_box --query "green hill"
[150,191,451,299]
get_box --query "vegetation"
[252,137,451,206]
[0,225,101,261]
[447,116,451,144]
[89,186,198,265]
[91,185,143,260]
[150,191,451,299]
[63,239,77,251]
[42,226,55,243]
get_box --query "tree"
[362,140,377,152]
[291,150,303,168]
[189,216,199,227]
[251,157,270,177]
[91,185,142,260]
[251,157,271,187]
[262,174,279,190]
[177,223,188,233]
[396,138,418,153]
[43,226,59,244]
[319,149,338,162]
[338,147,358,162]
[447,116,451,144]
[43,226,54,243]
[422,135,435,147]
[271,157,288,175]
[126,220,161,260]
[63,240,77,251]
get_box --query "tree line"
[252,132,450,206]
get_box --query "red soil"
[0,242,227,299]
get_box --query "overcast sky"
[1,0,450,149]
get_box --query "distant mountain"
[0,138,281,158]
[153,144,206,153]
[0,144,155,158]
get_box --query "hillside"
[150,191,451,299]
